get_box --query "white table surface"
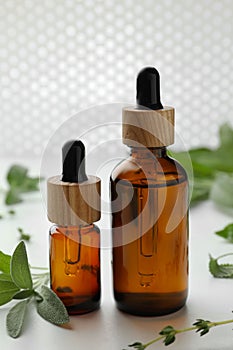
[0,157,233,350]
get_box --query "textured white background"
[0,0,233,158]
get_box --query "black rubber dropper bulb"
[136,67,163,110]
[62,140,88,183]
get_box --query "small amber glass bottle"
[111,67,189,316]
[47,140,101,315]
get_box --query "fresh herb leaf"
[7,165,28,187]
[10,241,33,290]
[128,342,145,349]
[0,280,20,306]
[5,164,41,205]
[215,223,233,243]
[0,273,12,282]
[17,228,31,242]
[6,299,28,338]
[8,210,15,215]
[36,285,69,325]
[159,325,176,346]
[171,123,233,208]
[0,251,11,274]
[209,254,233,278]
[13,289,34,300]
[210,173,233,212]
[5,189,22,205]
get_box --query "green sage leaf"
[6,299,28,338]
[0,251,11,273]
[209,254,233,278]
[36,285,69,325]
[10,241,33,290]
[13,289,34,300]
[0,280,19,306]
[215,223,233,243]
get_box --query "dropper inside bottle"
[61,140,88,276]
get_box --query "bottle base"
[114,290,187,316]
[59,294,101,315]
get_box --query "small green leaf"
[0,280,20,306]
[8,209,16,215]
[0,273,12,282]
[159,325,175,335]
[7,165,28,187]
[209,254,233,278]
[36,285,69,325]
[10,241,33,289]
[17,228,31,242]
[210,173,233,211]
[13,289,34,300]
[5,189,22,205]
[6,299,28,338]
[215,224,233,243]
[128,342,145,349]
[0,251,11,273]
[164,333,176,346]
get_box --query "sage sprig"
[0,241,69,338]
[124,317,233,349]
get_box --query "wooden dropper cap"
[47,140,101,226]
[122,67,175,147]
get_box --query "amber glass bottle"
[111,67,189,316]
[49,224,100,315]
[47,140,101,315]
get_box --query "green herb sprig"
[171,123,233,209]
[0,242,69,338]
[5,165,41,205]
[124,317,233,349]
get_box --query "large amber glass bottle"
[111,147,188,316]
[47,140,101,315]
[111,67,189,316]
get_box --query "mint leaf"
[13,289,34,300]
[0,280,20,306]
[5,189,22,205]
[210,173,233,211]
[10,241,33,290]
[5,164,41,205]
[215,224,233,243]
[7,165,28,187]
[6,299,28,338]
[209,254,233,278]
[0,251,11,273]
[219,123,233,149]
[36,285,69,325]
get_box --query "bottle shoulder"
[50,224,100,235]
[111,154,187,186]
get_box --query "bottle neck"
[130,146,167,159]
